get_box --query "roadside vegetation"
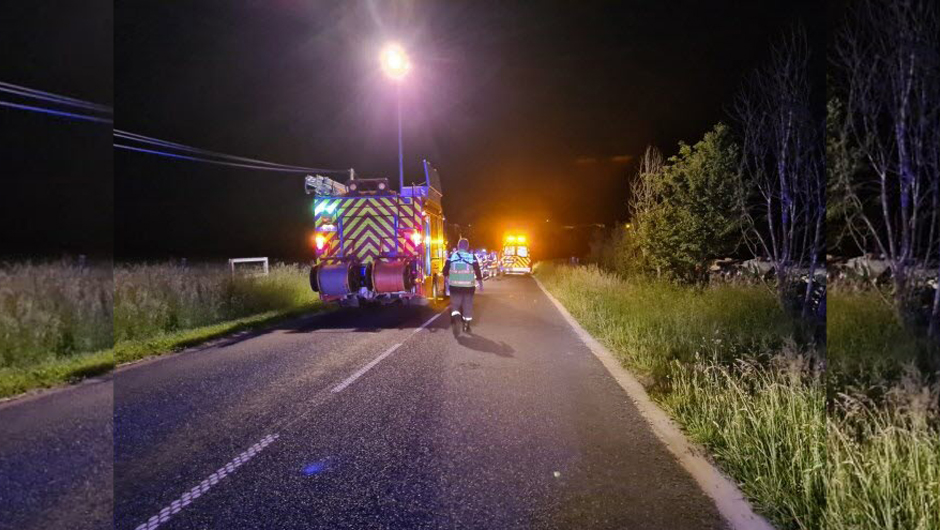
[0,260,114,398]
[114,262,316,342]
[539,2,939,527]
[0,261,321,398]
[822,0,940,526]
[113,262,324,364]
[537,263,825,529]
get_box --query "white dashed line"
[133,433,279,530]
[330,309,445,394]
[331,343,402,393]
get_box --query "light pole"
[380,43,411,191]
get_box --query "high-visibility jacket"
[447,250,478,288]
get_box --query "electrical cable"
[113,130,342,173]
[0,99,113,124]
[1,79,348,175]
[0,81,112,113]
[114,144,342,173]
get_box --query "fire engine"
[306,160,448,305]
[501,234,532,274]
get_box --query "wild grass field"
[114,262,316,341]
[0,261,114,397]
[0,261,321,397]
[536,262,939,530]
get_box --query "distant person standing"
[443,238,484,335]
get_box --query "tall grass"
[665,356,826,529]
[1,261,318,397]
[0,260,113,369]
[828,288,926,387]
[827,290,940,530]
[826,373,940,530]
[114,262,316,342]
[537,262,789,391]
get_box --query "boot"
[463,320,472,333]
[451,312,461,337]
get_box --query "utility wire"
[1,79,348,174]
[0,99,113,124]
[114,130,344,173]
[114,144,345,173]
[0,81,112,113]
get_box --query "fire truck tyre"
[309,266,319,293]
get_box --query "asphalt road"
[0,275,728,530]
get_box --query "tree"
[735,27,825,319]
[631,124,743,282]
[833,0,940,341]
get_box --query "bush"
[114,262,315,342]
[630,124,743,282]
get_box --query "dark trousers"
[449,287,475,321]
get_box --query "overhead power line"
[0,99,112,124]
[2,79,350,175]
[114,130,346,174]
[113,144,352,174]
[0,81,113,113]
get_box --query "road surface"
[1,275,728,529]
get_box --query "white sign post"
[229,257,269,276]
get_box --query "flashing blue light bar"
[314,201,338,215]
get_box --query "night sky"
[1,2,113,259]
[3,1,825,261]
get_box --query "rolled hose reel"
[372,259,418,293]
[314,262,363,296]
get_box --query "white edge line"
[413,310,446,335]
[533,277,776,530]
[133,433,280,530]
[330,309,445,394]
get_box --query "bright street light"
[380,42,411,192]
[380,43,411,81]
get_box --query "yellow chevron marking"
[356,241,382,258]
[345,219,371,240]
[357,231,384,246]
[346,218,393,241]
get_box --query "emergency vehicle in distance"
[501,234,532,274]
[306,160,448,306]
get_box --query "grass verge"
[1,261,328,400]
[0,302,328,400]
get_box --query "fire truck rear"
[306,161,448,305]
